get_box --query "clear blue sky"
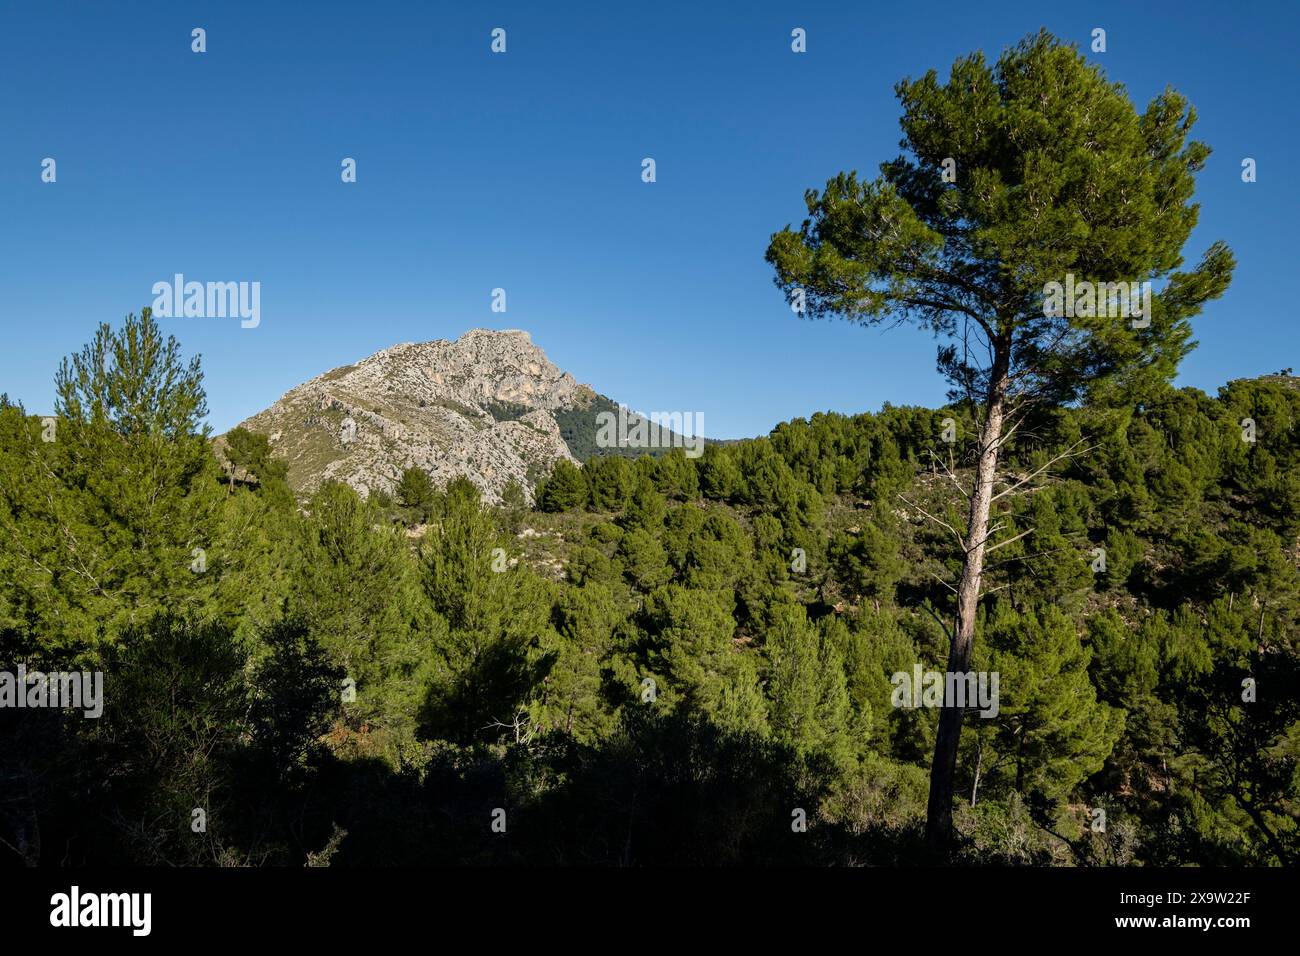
[2,0,1296,437]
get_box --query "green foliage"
[395,465,438,526]
[765,604,855,767]
[223,426,289,492]
[5,31,1296,865]
[92,615,252,865]
[420,478,555,746]
[538,582,621,743]
[830,519,905,606]
[289,481,436,760]
[7,307,1295,865]
[536,459,587,512]
[553,393,674,461]
[584,454,636,511]
[637,584,768,737]
[0,309,220,665]
[980,604,1125,803]
[766,30,1234,409]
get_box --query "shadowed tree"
[766,30,1233,849]
[420,477,556,745]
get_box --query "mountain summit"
[233,329,610,503]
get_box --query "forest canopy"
[2,31,1295,868]
[2,307,1297,866]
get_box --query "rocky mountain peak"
[233,329,597,505]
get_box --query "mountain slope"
[231,328,689,504]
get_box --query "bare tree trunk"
[1015,719,1027,793]
[925,348,1009,852]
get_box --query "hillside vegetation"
[2,310,1296,866]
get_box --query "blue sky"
[2,0,1296,438]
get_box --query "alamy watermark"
[50,886,150,936]
[0,665,103,718]
[595,405,704,458]
[1042,273,1152,329]
[890,665,999,718]
[151,273,260,328]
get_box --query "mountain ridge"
[230,328,684,504]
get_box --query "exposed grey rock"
[233,329,591,504]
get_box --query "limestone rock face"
[234,329,594,504]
